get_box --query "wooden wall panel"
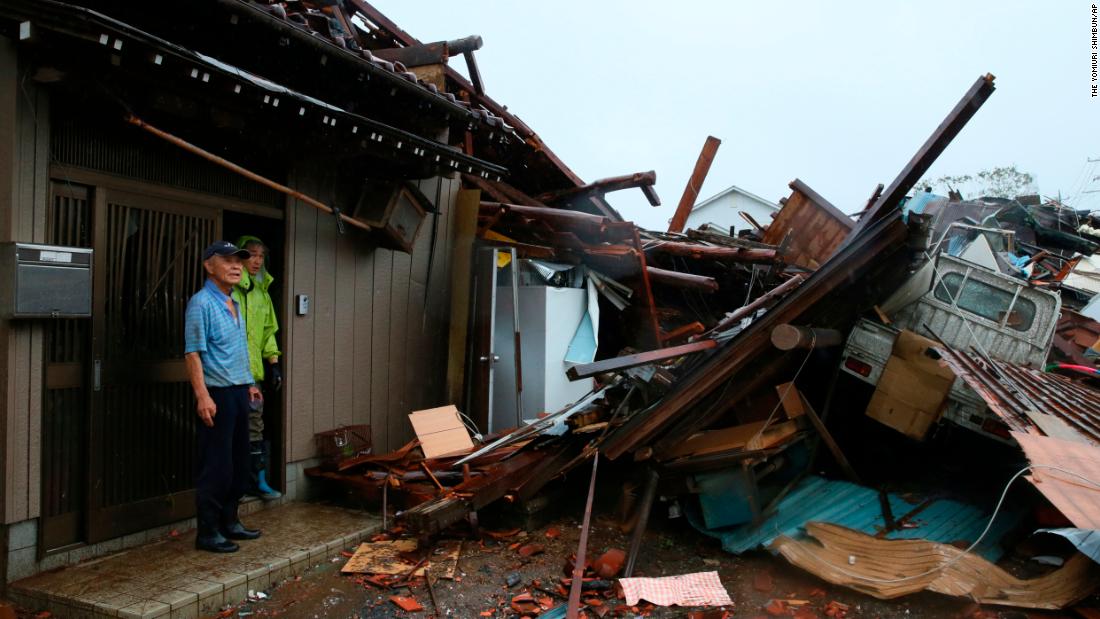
[387,249,411,450]
[404,178,438,415]
[311,180,337,443]
[368,247,393,452]
[763,180,854,270]
[428,179,459,406]
[332,229,356,429]
[351,243,374,429]
[288,190,318,462]
[0,42,49,523]
[283,169,459,460]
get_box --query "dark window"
[933,272,1036,332]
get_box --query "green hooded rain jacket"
[232,235,281,382]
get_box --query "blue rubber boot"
[257,470,282,500]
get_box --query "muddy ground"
[230,505,1083,619]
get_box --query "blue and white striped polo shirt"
[184,279,254,387]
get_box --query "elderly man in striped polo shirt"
[184,241,264,553]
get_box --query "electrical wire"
[748,331,817,445]
[796,464,1100,584]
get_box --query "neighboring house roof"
[691,184,780,214]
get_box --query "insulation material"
[772,522,1100,609]
[564,278,600,365]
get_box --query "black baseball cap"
[202,241,250,261]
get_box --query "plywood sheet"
[408,405,474,459]
[341,539,422,575]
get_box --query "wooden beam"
[844,74,995,241]
[645,266,718,293]
[660,322,705,343]
[647,241,777,263]
[667,136,721,233]
[537,171,658,206]
[565,340,718,381]
[705,274,807,336]
[446,189,481,405]
[125,115,369,232]
[797,391,861,484]
[770,325,843,350]
[371,36,482,68]
[480,201,610,228]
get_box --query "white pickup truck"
[838,253,1061,443]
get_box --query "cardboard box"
[865,330,955,440]
[408,405,474,459]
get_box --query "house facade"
[683,184,780,235]
[0,0,587,584]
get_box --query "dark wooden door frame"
[86,185,220,543]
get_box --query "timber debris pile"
[2,0,1098,616]
[306,69,1100,616]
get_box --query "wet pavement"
[235,511,1041,619]
[8,503,380,619]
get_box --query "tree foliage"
[915,165,1036,199]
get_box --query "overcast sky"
[374,1,1100,229]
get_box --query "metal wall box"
[0,243,93,318]
[353,180,429,253]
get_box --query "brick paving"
[9,503,380,619]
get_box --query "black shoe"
[195,535,239,553]
[222,522,262,540]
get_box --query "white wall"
[684,191,778,234]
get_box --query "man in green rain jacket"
[233,235,283,500]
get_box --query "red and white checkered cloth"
[618,570,733,607]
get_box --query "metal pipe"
[125,115,372,233]
[567,452,599,619]
[623,467,659,577]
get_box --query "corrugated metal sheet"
[1011,432,1100,530]
[690,476,1018,561]
[936,347,1100,444]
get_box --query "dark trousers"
[196,385,251,537]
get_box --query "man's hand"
[249,385,262,403]
[265,361,283,392]
[197,394,217,427]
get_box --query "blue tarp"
[1038,528,1100,564]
